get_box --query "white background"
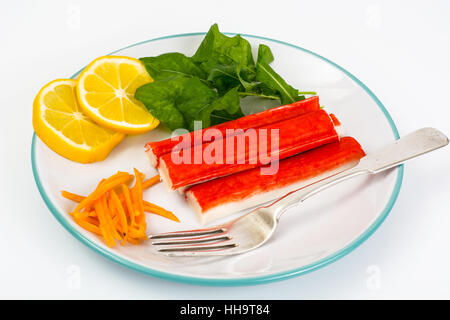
[1,0,450,299]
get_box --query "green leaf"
[192,23,256,94]
[209,87,243,125]
[134,77,188,130]
[140,53,207,81]
[255,44,304,104]
[192,24,255,70]
[205,63,259,95]
[206,64,242,95]
[177,83,242,130]
[257,44,274,65]
[174,78,220,130]
[135,24,314,132]
[135,77,241,131]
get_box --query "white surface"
[1,0,449,299]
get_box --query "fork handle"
[269,128,448,219]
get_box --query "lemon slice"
[33,79,125,163]
[76,56,159,134]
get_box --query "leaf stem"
[238,92,280,100]
[297,91,317,95]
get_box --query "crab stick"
[145,96,320,166]
[186,137,365,225]
[159,109,342,191]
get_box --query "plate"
[31,32,403,285]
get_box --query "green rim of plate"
[31,32,404,286]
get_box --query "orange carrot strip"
[96,172,129,190]
[94,199,115,247]
[118,194,128,214]
[130,191,141,226]
[127,237,141,245]
[110,190,128,245]
[121,184,135,226]
[73,173,131,214]
[128,226,146,239]
[143,200,171,211]
[112,215,120,225]
[101,194,121,241]
[135,207,146,234]
[74,217,102,236]
[133,168,145,218]
[73,210,90,220]
[139,226,148,240]
[143,201,175,212]
[107,194,121,235]
[141,174,161,190]
[103,171,130,184]
[144,204,180,222]
[135,211,147,240]
[85,216,99,226]
[61,191,86,202]
[87,209,97,217]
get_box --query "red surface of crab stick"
[158,109,342,191]
[145,96,320,166]
[186,137,365,225]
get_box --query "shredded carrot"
[132,168,145,218]
[110,190,128,245]
[61,191,85,202]
[94,199,115,247]
[142,174,161,190]
[84,216,99,226]
[128,226,144,238]
[126,237,141,245]
[107,194,121,234]
[136,218,147,240]
[121,184,135,226]
[73,173,131,214]
[74,217,102,236]
[101,194,122,241]
[63,170,177,247]
[73,210,89,220]
[143,201,180,222]
[130,169,146,239]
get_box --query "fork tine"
[152,234,231,246]
[149,227,225,240]
[158,243,238,257]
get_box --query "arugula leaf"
[205,63,259,95]
[135,77,241,131]
[134,77,188,130]
[257,44,274,65]
[209,87,243,125]
[140,53,207,81]
[206,64,241,94]
[192,24,257,93]
[255,44,304,104]
[174,78,218,130]
[135,24,314,131]
[192,24,255,70]
[181,85,242,129]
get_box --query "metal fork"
[150,128,448,257]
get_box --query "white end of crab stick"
[157,157,174,192]
[145,147,159,168]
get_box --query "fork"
[150,127,448,257]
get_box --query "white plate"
[31,33,403,285]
